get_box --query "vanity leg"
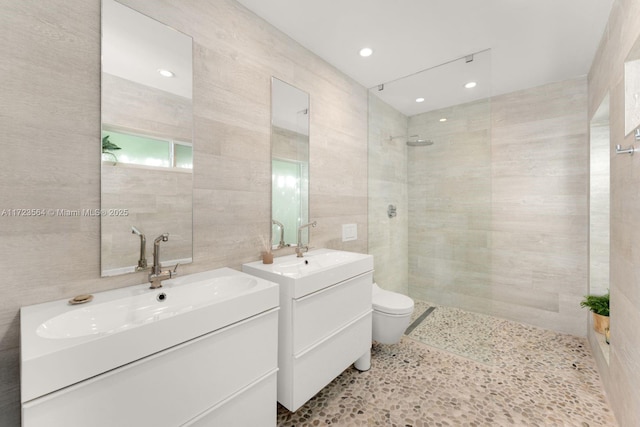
[354,349,371,372]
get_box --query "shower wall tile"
[407,99,493,314]
[0,0,368,423]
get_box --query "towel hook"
[616,144,635,156]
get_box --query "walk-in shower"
[368,50,494,361]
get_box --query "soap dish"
[68,294,94,305]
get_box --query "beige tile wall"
[0,0,368,423]
[588,0,640,425]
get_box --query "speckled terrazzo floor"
[276,299,616,426]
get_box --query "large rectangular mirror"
[271,78,310,248]
[101,0,193,276]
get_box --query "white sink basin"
[243,249,373,298]
[21,268,278,403]
[36,275,258,339]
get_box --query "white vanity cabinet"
[243,249,373,412]
[20,269,279,427]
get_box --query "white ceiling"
[236,0,613,116]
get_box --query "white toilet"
[371,283,414,344]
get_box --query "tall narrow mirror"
[101,0,193,276]
[271,78,310,248]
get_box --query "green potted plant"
[102,134,121,163]
[580,292,609,334]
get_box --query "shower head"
[406,135,434,147]
[389,135,434,146]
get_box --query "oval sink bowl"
[20,268,278,403]
[36,275,258,339]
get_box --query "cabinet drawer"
[184,371,277,427]
[292,272,372,355]
[22,309,278,427]
[291,312,372,411]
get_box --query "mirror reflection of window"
[272,159,302,246]
[101,129,192,170]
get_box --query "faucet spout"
[296,221,317,257]
[148,233,176,289]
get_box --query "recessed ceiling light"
[464,81,477,89]
[439,118,447,122]
[359,47,373,57]
[158,68,175,78]
[416,97,425,103]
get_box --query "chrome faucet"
[148,233,178,289]
[272,219,286,249]
[296,221,317,257]
[131,226,147,271]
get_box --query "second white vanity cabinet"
[243,249,373,412]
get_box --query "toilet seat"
[372,287,414,315]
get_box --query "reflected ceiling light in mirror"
[464,81,477,89]
[416,97,425,103]
[439,118,447,122]
[158,68,175,77]
[359,47,373,57]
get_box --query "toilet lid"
[372,291,414,315]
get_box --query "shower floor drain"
[404,306,435,335]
